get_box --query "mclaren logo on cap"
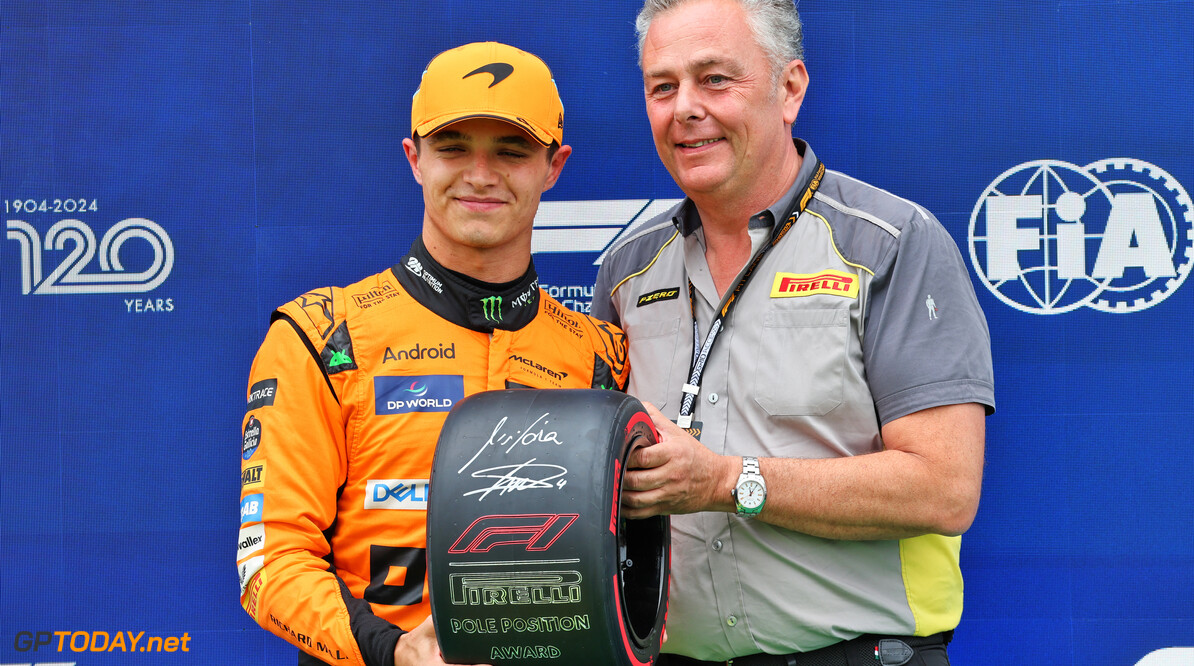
[464,62,514,87]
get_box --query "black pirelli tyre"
[427,389,669,666]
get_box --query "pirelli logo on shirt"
[770,270,859,299]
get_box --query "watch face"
[738,480,765,509]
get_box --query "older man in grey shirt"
[592,0,994,664]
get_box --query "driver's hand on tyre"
[394,616,492,666]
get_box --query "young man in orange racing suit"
[237,42,629,666]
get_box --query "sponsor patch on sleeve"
[237,523,266,560]
[770,270,859,299]
[246,378,278,411]
[242,569,266,619]
[242,416,262,460]
[238,555,265,596]
[242,462,265,489]
[240,493,264,524]
[321,321,357,374]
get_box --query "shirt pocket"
[625,316,681,411]
[751,308,849,417]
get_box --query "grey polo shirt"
[592,140,995,660]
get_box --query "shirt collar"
[673,138,819,239]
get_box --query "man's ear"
[542,144,573,192]
[402,137,423,185]
[781,60,809,126]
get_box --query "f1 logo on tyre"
[449,513,578,553]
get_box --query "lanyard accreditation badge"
[675,160,825,429]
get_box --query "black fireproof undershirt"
[393,235,541,333]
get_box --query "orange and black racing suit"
[237,236,628,665]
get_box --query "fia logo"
[969,159,1192,314]
[6,218,174,295]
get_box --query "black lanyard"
[676,160,825,428]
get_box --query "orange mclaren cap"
[410,42,564,145]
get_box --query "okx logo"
[969,159,1193,314]
[480,295,502,322]
[6,218,174,294]
[375,375,464,414]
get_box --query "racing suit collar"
[393,236,541,332]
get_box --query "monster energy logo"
[480,296,503,322]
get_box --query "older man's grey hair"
[635,0,804,76]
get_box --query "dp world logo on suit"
[375,375,464,414]
[969,158,1192,314]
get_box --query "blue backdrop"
[2,1,1191,665]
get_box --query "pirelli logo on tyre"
[449,570,583,606]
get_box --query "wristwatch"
[732,456,766,516]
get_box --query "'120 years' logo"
[969,159,1193,314]
[6,218,174,295]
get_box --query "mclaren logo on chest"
[770,270,859,299]
[510,354,568,383]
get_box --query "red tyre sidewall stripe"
[625,411,657,441]
[613,572,653,666]
[610,458,622,535]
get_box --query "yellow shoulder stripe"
[806,210,875,276]
[610,229,681,297]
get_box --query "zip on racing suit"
[237,236,629,665]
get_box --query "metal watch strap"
[742,456,760,477]
[734,456,765,516]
